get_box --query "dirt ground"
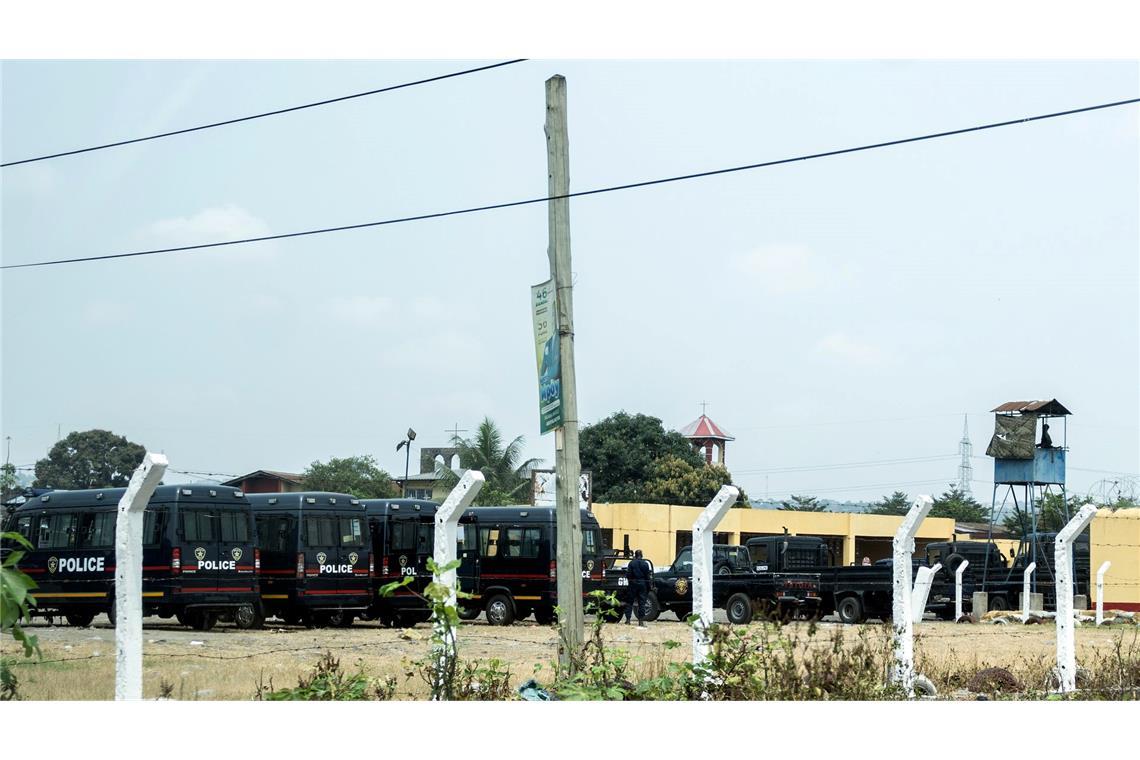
[4,612,1136,700]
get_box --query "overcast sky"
[2,60,1137,504]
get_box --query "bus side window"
[15,515,35,543]
[480,528,500,558]
[143,510,167,546]
[183,510,217,542]
[79,512,115,548]
[41,512,79,549]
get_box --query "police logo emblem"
[586,559,594,571]
[194,547,207,561]
[399,555,408,567]
[231,547,242,561]
[316,552,327,565]
[675,577,689,596]
[48,556,58,574]
[349,552,359,565]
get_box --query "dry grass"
[2,615,1135,700]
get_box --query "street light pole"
[397,427,417,498]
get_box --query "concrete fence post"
[114,452,168,701]
[692,485,739,667]
[891,495,933,696]
[1055,504,1098,693]
[954,559,969,621]
[1021,562,1037,622]
[1095,561,1111,626]
[910,563,941,624]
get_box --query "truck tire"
[457,604,481,621]
[836,595,864,624]
[642,592,661,622]
[533,606,556,625]
[233,602,265,630]
[943,553,966,578]
[715,563,732,576]
[485,594,515,626]
[725,593,753,625]
[65,612,95,627]
[988,595,1009,612]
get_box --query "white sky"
[2,15,1138,508]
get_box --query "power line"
[0,59,528,168]
[4,95,1138,271]
[734,453,957,476]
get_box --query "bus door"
[302,512,340,601]
[457,521,480,600]
[217,507,257,596]
[582,523,603,594]
[38,509,112,609]
[180,505,222,592]
[337,512,369,595]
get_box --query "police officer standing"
[623,549,652,627]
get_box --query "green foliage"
[436,417,540,506]
[1,463,20,502]
[930,486,987,522]
[258,652,396,700]
[302,455,398,498]
[1001,492,1093,537]
[1,531,41,701]
[33,429,146,489]
[580,411,704,503]
[642,455,737,506]
[869,490,911,516]
[780,494,827,512]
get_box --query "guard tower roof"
[990,399,1071,416]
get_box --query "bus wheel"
[189,610,218,632]
[107,600,116,628]
[726,593,753,625]
[233,603,264,630]
[485,594,515,626]
[533,606,556,625]
[327,610,355,628]
[457,605,481,621]
[65,612,95,627]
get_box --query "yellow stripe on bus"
[142,592,163,597]
[514,596,542,601]
[261,594,289,599]
[33,592,107,598]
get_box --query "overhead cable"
[5,95,1137,270]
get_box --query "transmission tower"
[956,414,973,496]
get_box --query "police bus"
[249,492,371,627]
[1,485,261,630]
[456,505,606,626]
[360,498,437,627]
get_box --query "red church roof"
[679,414,734,441]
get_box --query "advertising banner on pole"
[532,279,563,433]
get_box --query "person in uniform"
[623,549,652,627]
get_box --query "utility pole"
[545,74,584,665]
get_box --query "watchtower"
[679,413,734,466]
[984,399,1071,588]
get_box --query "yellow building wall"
[1090,508,1140,610]
[591,503,957,568]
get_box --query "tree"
[33,429,146,489]
[929,486,987,522]
[869,491,911,516]
[580,412,704,503]
[1,464,19,502]
[642,455,739,506]
[437,417,541,506]
[1001,492,1094,537]
[780,494,827,512]
[302,455,398,499]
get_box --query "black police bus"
[1,485,261,630]
[455,505,606,626]
[361,497,437,627]
[250,492,371,627]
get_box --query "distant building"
[679,413,734,466]
[222,469,305,494]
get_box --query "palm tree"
[436,417,542,505]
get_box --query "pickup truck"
[744,535,925,624]
[603,544,821,624]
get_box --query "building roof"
[679,414,734,441]
[990,399,1071,416]
[221,469,304,487]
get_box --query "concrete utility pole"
[545,74,584,665]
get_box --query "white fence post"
[955,559,969,621]
[692,485,739,667]
[1021,562,1037,622]
[891,495,933,696]
[1055,504,1098,693]
[1095,561,1111,626]
[430,470,484,701]
[910,563,941,624]
[114,452,168,701]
